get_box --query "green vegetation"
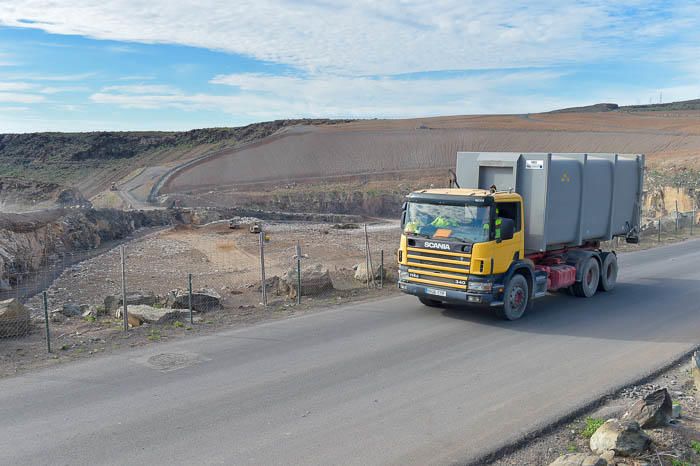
[566,444,577,453]
[147,329,161,341]
[581,417,605,438]
[671,459,692,466]
[173,321,185,328]
[691,440,700,454]
[84,315,96,323]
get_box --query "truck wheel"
[419,297,444,308]
[572,257,600,298]
[496,274,529,320]
[598,253,618,292]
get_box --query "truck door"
[492,201,525,273]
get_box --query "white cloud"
[0,92,44,103]
[0,1,696,76]
[0,82,34,91]
[38,85,89,94]
[91,71,581,117]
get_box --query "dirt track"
[163,111,700,194]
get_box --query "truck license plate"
[426,287,447,297]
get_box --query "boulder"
[622,388,672,428]
[0,279,11,292]
[104,291,157,312]
[115,305,188,325]
[549,453,607,466]
[280,263,334,299]
[50,310,67,323]
[60,303,82,317]
[589,419,650,456]
[104,295,119,312]
[166,289,221,312]
[0,298,30,337]
[353,262,384,282]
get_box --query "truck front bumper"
[398,281,503,307]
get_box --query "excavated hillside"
[0,119,351,199]
[164,110,700,195]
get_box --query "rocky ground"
[488,355,700,466]
[0,219,401,378]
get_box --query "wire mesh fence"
[0,220,400,371]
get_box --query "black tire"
[572,257,600,298]
[419,297,444,308]
[496,274,529,320]
[598,253,618,292]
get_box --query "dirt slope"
[163,111,700,194]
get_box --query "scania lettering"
[397,152,644,320]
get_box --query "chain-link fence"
[0,220,400,374]
[3,208,699,375]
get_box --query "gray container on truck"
[456,152,644,252]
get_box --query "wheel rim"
[509,285,525,312]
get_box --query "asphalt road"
[3,239,700,465]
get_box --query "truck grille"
[405,247,470,290]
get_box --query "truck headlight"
[468,281,492,292]
[399,270,410,281]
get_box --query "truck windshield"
[403,202,491,243]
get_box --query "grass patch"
[566,444,577,453]
[581,417,605,438]
[691,440,700,455]
[671,459,692,466]
[147,329,161,341]
[173,321,185,328]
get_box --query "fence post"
[296,256,302,304]
[692,209,696,236]
[120,245,128,331]
[675,200,679,233]
[43,291,51,353]
[379,250,384,289]
[259,231,267,306]
[294,240,306,305]
[658,218,661,242]
[188,273,193,325]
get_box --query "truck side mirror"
[499,218,515,242]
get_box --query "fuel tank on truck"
[456,152,644,253]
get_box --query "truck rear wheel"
[572,257,600,298]
[418,297,444,308]
[598,253,618,292]
[496,274,529,320]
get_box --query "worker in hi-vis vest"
[482,207,502,241]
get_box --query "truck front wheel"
[496,274,529,320]
[572,257,600,298]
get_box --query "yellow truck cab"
[397,152,644,320]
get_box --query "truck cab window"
[495,202,521,232]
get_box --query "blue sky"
[0,1,698,132]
